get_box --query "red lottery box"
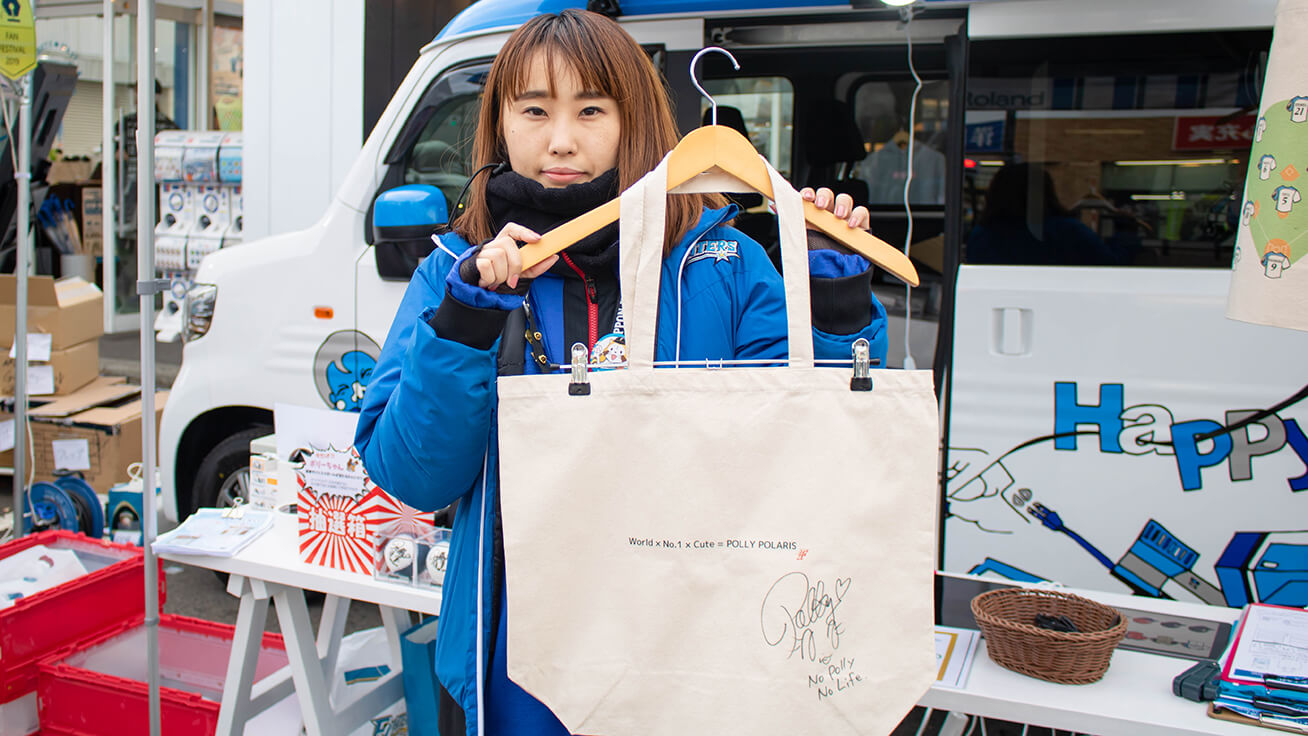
[295,445,435,574]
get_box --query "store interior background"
[27,0,474,331]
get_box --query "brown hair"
[453,9,724,255]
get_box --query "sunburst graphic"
[297,447,436,574]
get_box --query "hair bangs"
[500,32,626,105]
[454,9,726,253]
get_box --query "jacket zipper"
[560,253,598,351]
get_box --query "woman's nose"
[548,119,578,156]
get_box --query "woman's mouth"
[542,168,585,185]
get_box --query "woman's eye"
[581,106,605,117]
[523,106,546,117]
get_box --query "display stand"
[157,513,443,736]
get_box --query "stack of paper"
[152,508,274,557]
[934,625,981,689]
[1211,604,1308,732]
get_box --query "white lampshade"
[1227,0,1308,331]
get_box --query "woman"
[356,10,888,734]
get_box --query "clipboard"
[1220,603,1308,687]
[1210,703,1308,734]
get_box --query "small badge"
[591,333,627,367]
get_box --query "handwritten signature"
[760,572,852,661]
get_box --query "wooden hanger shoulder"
[519,125,919,286]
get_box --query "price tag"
[28,365,54,395]
[51,439,91,471]
[8,333,51,361]
[0,419,12,452]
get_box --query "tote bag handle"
[618,155,814,372]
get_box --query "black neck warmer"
[484,168,620,277]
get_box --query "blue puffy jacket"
[355,205,887,735]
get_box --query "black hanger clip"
[568,343,591,396]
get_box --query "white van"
[160,0,1308,606]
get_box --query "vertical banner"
[1228,0,1308,331]
[0,0,35,81]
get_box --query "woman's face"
[501,54,621,188]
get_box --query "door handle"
[993,307,1032,356]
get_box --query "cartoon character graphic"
[326,351,376,411]
[1259,154,1278,181]
[590,333,627,367]
[313,330,382,411]
[1273,185,1302,218]
[1288,95,1308,124]
[945,447,1031,535]
[1256,116,1268,142]
[1263,238,1291,279]
[1242,200,1257,226]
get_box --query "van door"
[351,56,494,385]
[942,29,1308,608]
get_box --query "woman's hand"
[799,187,870,230]
[467,222,559,291]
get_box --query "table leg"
[378,606,413,671]
[317,595,351,681]
[270,582,338,736]
[215,575,270,736]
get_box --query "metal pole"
[102,0,116,336]
[198,0,212,130]
[11,75,30,539]
[137,2,161,733]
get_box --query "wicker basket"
[970,587,1128,684]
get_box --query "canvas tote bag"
[496,155,939,735]
[1226,0,1308,332]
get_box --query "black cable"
[449,161,507,222]
[1132,382,1308,447]
[1196,382,1308,442]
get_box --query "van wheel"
[191,427,272,584]
[191,427,273,514]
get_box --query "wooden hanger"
[891,128,911,150]
[518,123,919,285]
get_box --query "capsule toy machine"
[153,131,242,342]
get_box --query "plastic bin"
[37,614,288,736]
[0,692,38,736]
[0,531,164,704]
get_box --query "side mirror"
[372,184,449,281]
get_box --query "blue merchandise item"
[354,206,888,736]
[400,617,442,736]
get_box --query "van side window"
[850,79,951,207]
[964,30,1270,268]
[405,97,479,207]
[381,64,489,218]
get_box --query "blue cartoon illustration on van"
[313,330,382,412]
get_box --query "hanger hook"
[690,46,741,127]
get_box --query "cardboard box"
[28,378,167,492]
[46,160,96,184]
[0,276,104,351]
[0,340,98,397]
[81,187,103,257]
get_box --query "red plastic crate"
[0,531,165,702]
[37,614,288,736]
